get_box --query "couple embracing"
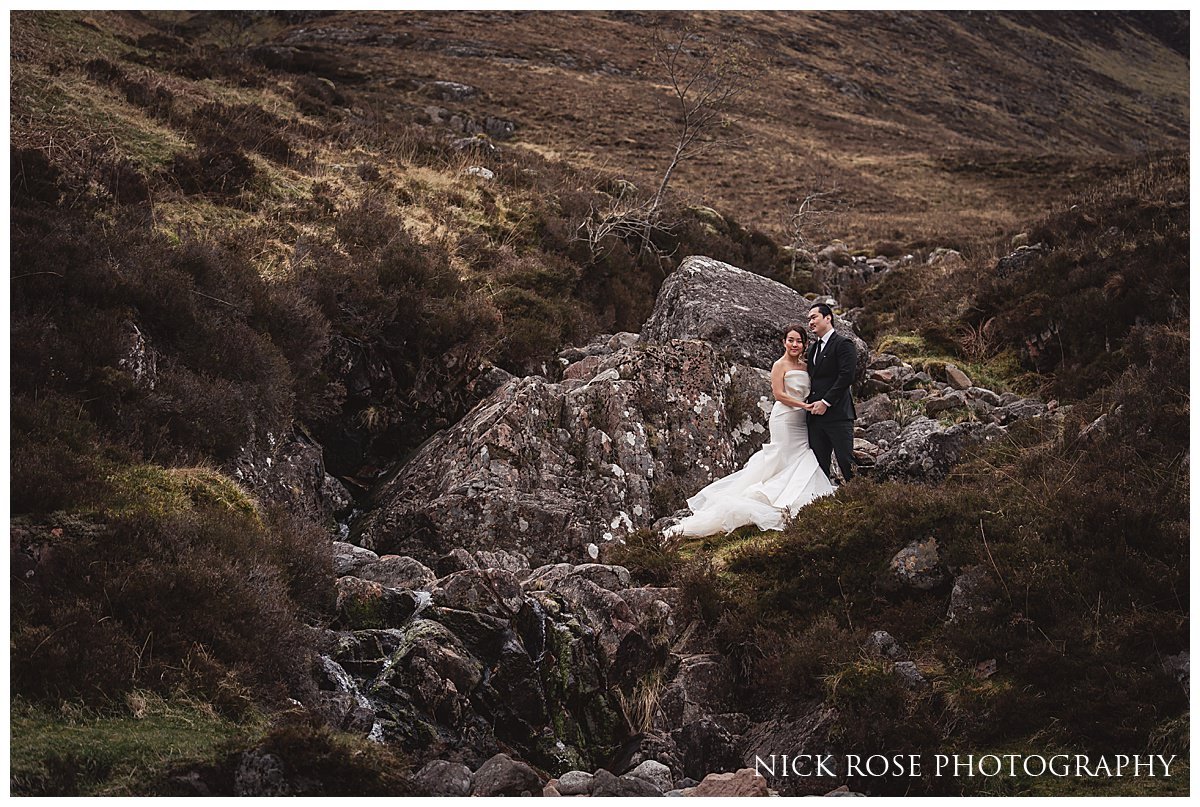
[665,303,856,539]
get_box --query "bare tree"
[784,186,841,284]
[580,23,758,259]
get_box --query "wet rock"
[471,753,542,796]
[412,759,473,796]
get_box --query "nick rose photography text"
[754,753,1179,779]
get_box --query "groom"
[805,303,857,483]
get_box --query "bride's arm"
[771,362,811,409]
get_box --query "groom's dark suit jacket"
[806,330,857,421]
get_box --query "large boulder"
[358,338,773,565]
[640,256,868,381]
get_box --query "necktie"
[813,338,824,366]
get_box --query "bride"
[664,324,835,538]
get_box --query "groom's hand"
[810,400,828,415]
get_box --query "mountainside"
[9,10,1189,796]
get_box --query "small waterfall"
[336,507,364,542]
[319,654,385,743]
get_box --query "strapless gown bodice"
[664,369,834,538]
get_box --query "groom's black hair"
[809,302,834,320]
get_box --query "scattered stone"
[857,393,896,425]
[465,166,495,180]
[944,364,973,390]
[412,760,473,797]
[865,630,905,660]
[992,398,1046,425]
[471,753,542,797]
[894,660,930,691]
[818,241,852,267]
[946,566,1002,623]
[234,750,291,796]
[1162,650,1189,694]
[626,759,674,793]
[681,768,770,797]
[889,537,945,591]
[555,769,595,796]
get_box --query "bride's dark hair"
[783,323,809,346]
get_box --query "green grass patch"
[875,332,1037,393]
[10,695,266,796]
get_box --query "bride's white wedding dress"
[664,370,834,537]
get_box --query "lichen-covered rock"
[889,537,945,591]
[626,759,674,793]
[946,566,1003,623]
[873,417,1005,480]
[358,338,773,565]
[358,555,436,590]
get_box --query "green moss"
[10,695,266,796]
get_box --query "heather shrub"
[11,464,330,709]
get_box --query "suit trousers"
[808,416,854,482]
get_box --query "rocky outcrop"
[234,429,352,526]
[358,337,773,565]
[639,255,869,381]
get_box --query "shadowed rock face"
[358,337,773,565]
